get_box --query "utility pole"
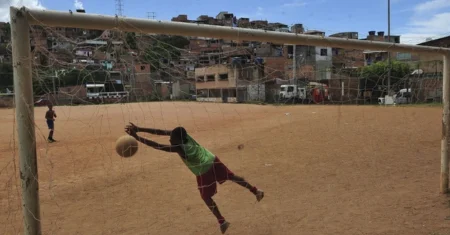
[53,70,57,100]
[147,12,156,19]
[387,0,391,96]
[131,58,136,101]
[293,45,297,83]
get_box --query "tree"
[125,32,137,50]
[143,35,190,70]
[0,64,13,89]
[1,23,10,43]
[0,44,7,55]
[361,60,411,88]
[31,69,109,95]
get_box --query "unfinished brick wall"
[263,57,287,79]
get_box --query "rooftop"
[417,35,450,46]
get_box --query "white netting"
[0,10,449,235]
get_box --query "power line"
[115,0,124,16]
[147,12,156,19]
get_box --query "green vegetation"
[143,35,190,70]
[0,63,13,91]
[125,32,137,50]
[360,60,411,86]
[33,69,108,96]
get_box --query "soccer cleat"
[220,221,230,234]
[256,190,264,202]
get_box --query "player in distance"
[45,104,57,142]
[125,123,264,234]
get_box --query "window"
[219,74,228,80]
[287,45,294,54]
[197,89,208,97]
[320,48,327,56]
[140,65,146,70]
[306,48,312,56]
[196,76,204,82]
[228,89,236,97]
[209,89,221,97]
[206,75,215,81]
[287,86,294,92]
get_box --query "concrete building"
[363,30,400,43]
[284,30,332,81]
[216,11,235,26]
[330,32,359,39]
[291,24,304,34]
[195,63,264,102]
[254,43,284,57]
[268,23,289,32]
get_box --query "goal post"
[9,6,450,234]
[10,7,41,235]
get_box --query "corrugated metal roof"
[363,50,387,54]
[80,40,124,45]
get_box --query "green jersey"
[181,134,215,176]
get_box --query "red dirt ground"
[1,102,450,235]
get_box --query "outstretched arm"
[137,127,171,136]
[128,122,171,136]
[125,126,183,154]
[134,135,181,153]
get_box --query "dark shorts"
[196,156,234,199]
[46,120,54,130]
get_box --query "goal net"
[0,7,449,235]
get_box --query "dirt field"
[1,102,450,235]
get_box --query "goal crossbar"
[7,6,450,235]
[18,7,450,55]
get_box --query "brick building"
[416,36,450,75]
[250,20,268,29]
[133,63,154,97]
[330,32,365,69]
[171,14,191,23]
[0,22,10,43]
[237,18,250,28]
[361,31,401,66]
[263,57,288,79]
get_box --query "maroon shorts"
[196,156,234,199]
